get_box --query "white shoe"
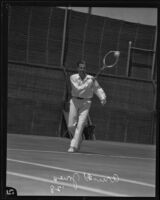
[68,147,77,153]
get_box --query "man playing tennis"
[68,60,106,153]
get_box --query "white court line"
[110,155,155,161]
[7,158,155,188]
[7,148,109,157]
[7,171,127,196]
[7,148,155,160]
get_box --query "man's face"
[78,63,86,75]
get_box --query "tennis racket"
[95,50,120,79]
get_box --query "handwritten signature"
[83,173,119,183]
[50,184,64,194]
[50,173,119,194]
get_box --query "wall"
[8,62,65,136]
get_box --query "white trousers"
[68,98,91,149]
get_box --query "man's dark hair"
[77,60,86,67]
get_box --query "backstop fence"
[7,6,157,144]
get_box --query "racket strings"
[104,52,118,67]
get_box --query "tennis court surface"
[7,133,156,196]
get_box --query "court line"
[7,148,155,160]
[7,148,109,157]
[7,158,155,188]
[109,155,155,161]
[7,171,128,196]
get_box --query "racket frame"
[95,50,120,79]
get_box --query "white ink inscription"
[50,172,119,194]
[84,173,119,183]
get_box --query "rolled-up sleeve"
[93,80,106,101]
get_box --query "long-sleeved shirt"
[70,74,106,101]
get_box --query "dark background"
[7,6,157,144]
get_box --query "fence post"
[126,41,132,77]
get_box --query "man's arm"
[92,79,106,105]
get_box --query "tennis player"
[68,60,106,153]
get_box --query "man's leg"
[68,99,78,137]
[70,100,91,150]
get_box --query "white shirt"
[70,74,106,101]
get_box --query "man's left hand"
[101,99,106,105]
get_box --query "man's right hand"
[90,76,96,82]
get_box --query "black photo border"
[1,0,159,200]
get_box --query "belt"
[72,96,92,100]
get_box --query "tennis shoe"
[68,147,78,153]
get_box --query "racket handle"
[94,72,100,79]
[95,67,104,79]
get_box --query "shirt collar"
[77,73,88,81]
